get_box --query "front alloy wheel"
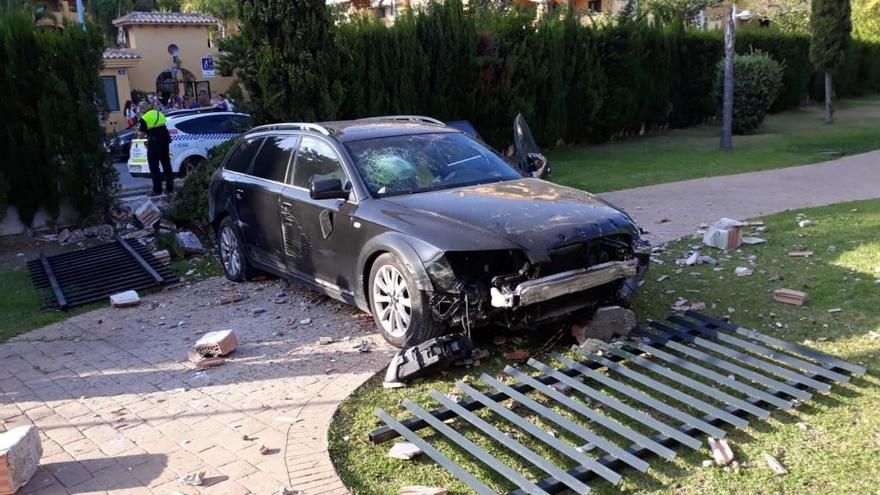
[368,253,442,348]
[217,217,250,282]
[372,265,412,338]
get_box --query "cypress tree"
[810,0,852,123]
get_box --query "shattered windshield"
[344,132,521,197]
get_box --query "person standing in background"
[137,102,174,196]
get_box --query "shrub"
[715,50,785,134]
[167,139,236,227]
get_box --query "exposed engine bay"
[425,235,651,331]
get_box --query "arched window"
[155,67,197,99]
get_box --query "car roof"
[319,120,459,143]
[168,112,249,124]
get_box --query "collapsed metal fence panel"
[370,311,866,495]
[27,236,179,309]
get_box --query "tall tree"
[810,0,851,123]
[741,0,810,32]
[236,0,344,123]
[643,0,714,25]
[852,0,880,40]
[181,0,237,34]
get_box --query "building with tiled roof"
[99,11,234,133]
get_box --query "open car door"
[513,113,550,179]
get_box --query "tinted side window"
[222,115,252,133]
[292,137,348,188]
[176,115,225,134]
[224,137,263,173]
[250,136,297,182]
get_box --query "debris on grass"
[703,218,744,250]
[388,442,423,460]
[827,308,843,314]
[768,274,784,282]
[735,267,753,277]
[177,231,205,254]
[773,289,808,306]
[742,237,767,245]
[503,349,530,361]
[708,438,735,466]
[763,453,788,475]
[400,486,447,495]
[788,251,814,257]
[798,219,813,228]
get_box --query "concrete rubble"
[708,437,734,465]
[400,486,448,495]
[0,426,42,495]
[388,442,423,460]
[177,231,205,254]
[134,199,162,228]
[703,218,744,250]
[774,288,808,305]
[110,290,141,308]
[193,329,238,357]
[763,453,788,475]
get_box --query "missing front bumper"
[490,258,639,309]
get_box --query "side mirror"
[527,152,550,179]
[310,177,349,200]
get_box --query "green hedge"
[0,11,114,226]
[234,1,880,148]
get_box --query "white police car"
[128,111,252,178]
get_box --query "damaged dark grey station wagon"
[208,115,650,347]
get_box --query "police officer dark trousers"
[139,108,174,195]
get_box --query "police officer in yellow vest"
[137,101,174,196]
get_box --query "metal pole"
[720,4,736,150]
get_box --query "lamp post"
[720,4,753,150]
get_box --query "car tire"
[369,253,442,348]
[217,217,252,282]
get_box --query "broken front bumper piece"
[490,258,639,309]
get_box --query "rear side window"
[221,115,252,133]
[176,115,225,134]
[224,137,263,173]
[250,136,297,182]
[292,137,348,188]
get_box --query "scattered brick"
[110,290,140,308]
[708,438,734,466]
[0,425,42,495]
[193,330,238,357]
[773,288,808,306]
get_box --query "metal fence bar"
[375,408,498,495]
[39,253,68,309]
[548,353,723,441]
[486,371,658,470]
[654,320,831,392]
[116,236,165,284]
[685,311,867,376]
[456,382,634,480]
[638,325,812,401]
[403,400,552,495]
[668,315,850,383]
[625,339,793,410]
[429,392,597,493]
[527,358,711,448]
[592,342,771,420]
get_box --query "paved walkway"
[2,151,879,495]
[0,277,391,495]
[601,150,880,244]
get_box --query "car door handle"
[280,202,293,213]
[235,188,244,199]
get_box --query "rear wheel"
[179,156,205,178]
[369,253,442,348]
[217,217,252,282]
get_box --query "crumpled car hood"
[382,178,639,262]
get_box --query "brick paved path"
[0,277,392,495]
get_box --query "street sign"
[201,56,215,79]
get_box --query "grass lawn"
[0,251,221,343]
[549,95,880,193]
[329,199,880,495]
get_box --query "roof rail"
[358,115,446,126]
[248,123,331,135]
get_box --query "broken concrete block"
[763,453,788,475]
[152,249,171,265]
[400,486,447,495]
[68,229,85,243]
[57,228,71,244]
[388,442,422,460]
[798,219,813,228]
[96,224,114,239]
[788,251,814,257]
[734,267,753,277]
[176,231,204,254]
[83,226,98,238]
[708,437,734,465]
[0,426,43,495]
[773,289,808,306]
[742,237,766,245]
[703,218,744,250]
[195,357,226,370]
[134,199,161,228]
[583,306,636,340]
[110,290,140,308]
[158,219,176,232]
[193,330,238,357]
[318,336,334,345]
[178,470,205,486]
